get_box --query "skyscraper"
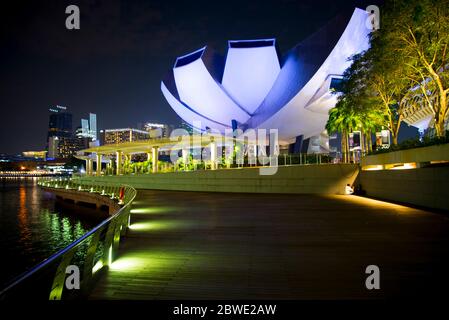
[47,106,72,158]
[78,113,97,141]
[47,136,59,159]
[47,105,72,140]
[80,119,89,137]
[140,122,173,138]
[89,113,97,141]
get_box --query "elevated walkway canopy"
[75,133,258,159]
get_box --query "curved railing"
[0,177,137,300]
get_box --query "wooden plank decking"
[89,190,449,299]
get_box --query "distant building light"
[105,128,149,134]
[145,123,165,128]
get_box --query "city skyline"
[0,0,377,154]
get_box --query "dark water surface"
[0,178,101,288]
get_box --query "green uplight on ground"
[110,257,144,271]
[130,207,176,214]
[129,220,193,232]
[109,253,178,272]
[108,245,112,266]
[92,260,103,273]
[128,222,153,231]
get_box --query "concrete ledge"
[74,164,359,195]
[42,187,121,214]
[361,143,449,167]
[360,166,449,211]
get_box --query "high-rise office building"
[103,128,150,145]
[89,113,97,141]
[139,122,173,139]
[78,113,98,141]
[47,106,72,158]
[47,136,60,159]
[46,107,97,158]
[75,127,92,149]
[47,106,72,140]
[59,135,95,158]
[80,119,89,136]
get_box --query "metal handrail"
[114,152,365,175]
[0,178,137,300]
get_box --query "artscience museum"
[161,8,371,153]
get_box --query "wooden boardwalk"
[89,190,449,299]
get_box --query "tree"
[326,97,370,162]
[326,101,349,162]
[341,47,411,145]
[384,0,449,137]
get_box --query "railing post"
[96,154,102,176]
[152,147,159,173]
[82,231,102,292]
[116,151,122,175]
[103,220,117,267]
[49,250,76,300]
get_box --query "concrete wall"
[75,164,359,195]
[43,187,121,215]
[361,143,449,167]
[360,166,449,211]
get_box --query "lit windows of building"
[139,122,174,139]
[22,151,47,160]
[48,136,59,159]
[103,128,150,145]
[57,137,86,158]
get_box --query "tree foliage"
[326,0,449,154]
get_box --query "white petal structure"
[161,8,371,144]
[173,47,250,126]
[222,39,281,114]
[161,82,229,132]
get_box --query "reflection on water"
[0,178,101,288]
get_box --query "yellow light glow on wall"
[362,165,384,171]
[390,163,416,170]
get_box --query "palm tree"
[327,96,385,161]
[326,99,354,162]
[360,109,384,153]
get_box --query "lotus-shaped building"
[161,8,371,151]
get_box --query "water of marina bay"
[0,178,103,288]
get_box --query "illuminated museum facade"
[161,8,371,153]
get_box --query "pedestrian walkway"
[89,191,449,299]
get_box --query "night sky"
[1,0,380,154]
